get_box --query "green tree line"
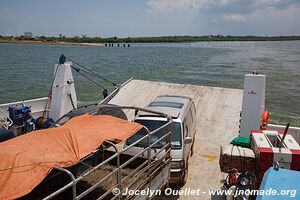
[1,35,300,43]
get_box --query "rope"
[65,56,118,87]
[229,145,244,173]
[68,93,76,109]
[0,160,71,172]
[70,66,107,85]
[229,145,233,170]
[236,146,243,172]
[70,66,106,89]
[43,65,60,118]
[41,55,118,118]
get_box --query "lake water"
[0,41,299,126]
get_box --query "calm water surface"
[0,41,299,126]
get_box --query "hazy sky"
[1,0,300,37]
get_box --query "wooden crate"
[219,144,256,173]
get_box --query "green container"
[230,136,251,148]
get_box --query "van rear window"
[149,101,183,109]
[126,120,182,149]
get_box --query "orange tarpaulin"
[0,114,143,200]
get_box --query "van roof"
[137,95,192,120]
[137,107,180,118]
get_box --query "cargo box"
[219,144,256,173]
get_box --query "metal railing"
[0,107,13,129]
[0,97,49,120]
[269,124,300,143]
[42,105,172,200]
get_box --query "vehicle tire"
[181,162,189,185]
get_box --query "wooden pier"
[109,79,243,199]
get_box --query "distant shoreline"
[1,35,300,46]
[0,39,104,47]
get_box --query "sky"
[0,0,300,37]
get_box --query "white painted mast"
[49,58,77,121]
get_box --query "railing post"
[51,166,77,200]
[117,150,122,200]
[147,130,152,198]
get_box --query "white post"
[239,74,266,138]
[49,62,77,121]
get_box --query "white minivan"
[124,95,197,185]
